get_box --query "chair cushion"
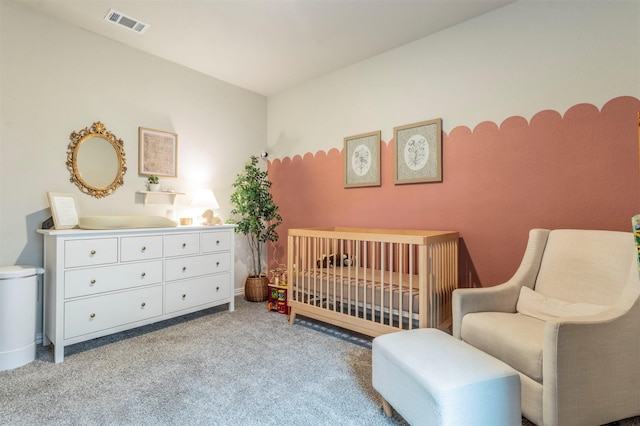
[460,312,545,383]
[534,229,633,305]
[516,286,607,321]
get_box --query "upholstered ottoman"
[372,328,520,426]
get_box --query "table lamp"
[191,188,221,225]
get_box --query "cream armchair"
[453,229,640,426]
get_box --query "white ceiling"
[18,0,514,96]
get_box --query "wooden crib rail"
[287,227,459,337]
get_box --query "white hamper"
[372,328,521,426]
[0,265,43,371]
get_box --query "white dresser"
[37,225,235,362]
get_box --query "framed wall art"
[394,118,442,184]
[47,192,80,229]
[138,127,178,178]
[344,130,381,188]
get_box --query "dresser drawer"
[65,238,118,268]
[65,260,163,298]
[165,233,200,257]
[165,253,227,281]
[210,252,231,273]
[201,230,231,253]
[64,285,163,339]
[165,273,231,314]
[121,235,163,262]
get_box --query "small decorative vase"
[148,183,160,192]
[245,276,269,302]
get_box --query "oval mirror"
[66,121,127,198]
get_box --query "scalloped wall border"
[268,96,640,286]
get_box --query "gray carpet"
[1,296,639,426]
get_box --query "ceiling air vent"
[104,9,149,34]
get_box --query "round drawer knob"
[141,272,146,277]
[90,279,96,284]
[182,294,187,299]
[216,286,220,291]
[90,313,96,319]
[141,302,146,308]
[216,240,220,245]
[141,246,147,252]
[216,261,220,267]
[182,266,187,272]
[182,243,187,248]
[90,250,96,255]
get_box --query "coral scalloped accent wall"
[268,96,640,287]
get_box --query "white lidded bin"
[0,265,43,371]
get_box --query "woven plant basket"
[245,276,269,302]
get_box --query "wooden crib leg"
[382,398,393,417]
[288,310,296,325]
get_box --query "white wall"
[2,1,638,287]
[267,1,640,157]
[0,2,266,292]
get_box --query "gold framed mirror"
[66,121,127,198]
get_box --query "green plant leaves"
[229,156,282,276]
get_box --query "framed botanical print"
[138,127,178,178]
[394,118,442,184]
[344,130,381,188]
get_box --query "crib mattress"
[295,266,428,315]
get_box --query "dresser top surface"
[37,224,236,237]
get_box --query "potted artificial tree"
[229,155,282,301]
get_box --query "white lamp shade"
[191,189,220,209]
